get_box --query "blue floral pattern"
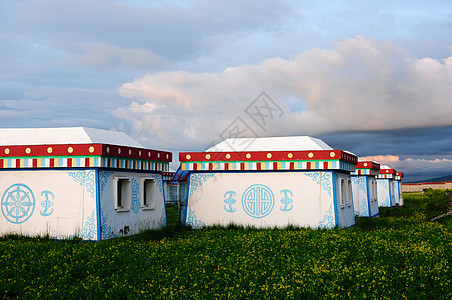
[189,173,215,196]
[304,172,332,196]
[359,177,369,216]
[318,204,335,229]
[68,170,96,199]
[82,209,97,239]
[101,209,118,240]
[187,206,205,229]
[131,178,140,214]
[146,174,164,196]
[99,171,113,198]
[378,179,391,206]
[359,176,367,192]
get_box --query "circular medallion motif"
[1,184,36,224]
[241,184,275,218]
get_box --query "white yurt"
[376,165,397,207]
[0,127,171,240]
[351,160,380,217]
[394,172,404,205]
[179,136,358,229]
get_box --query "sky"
[1,0,452,182]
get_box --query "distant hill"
[409,175,452,184]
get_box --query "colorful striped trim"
[162,171,175,181]
[351,168,379,176]
[0,156,169,171]
[377,174,395,179]
[379,168,396,175]
[180,150,357,164]
[180,160,356,172]
[356,161,380,170]
[0,143,172,163]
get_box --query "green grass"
[0,193,451,299]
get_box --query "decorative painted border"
[181,160,355,172]
[318,204,335,229]
[304,171,332,196]
[180,150,357,163]
[351,169,379,176]
[186,206,205,229]
[162,171,174,181]
[377,174,395,179]
[0,143,172,162]
[377,179,391,206]
[356,161,380,170]
[189,173,215,197]
[0,156,169,171]
[68,170,96,199]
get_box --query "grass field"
[0,191,451,299]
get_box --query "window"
[168,184,179,203]
[141,178,156,210]
[114,177,131,211]
[339,179,345,208]
[372,181,377,202]
[347,179,353,207]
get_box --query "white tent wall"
[99,170,166,239]
[376,178,396,207]
[333,172,355,228]
[0,169,97,239]
[351,176,379,217]
[394,180,403,205]
[184,170,355,229]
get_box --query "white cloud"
[360,155,401,165]
[117,36,452,149]
[360,154,452,181]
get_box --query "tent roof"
[207,136,333,152]
[0,127,144,148]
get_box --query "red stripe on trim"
[67,159,72,167]
[49,158,54,168]
[0,159,3,168]
[323,162,328,169]
[225,163,229,171]
[290,162,294,170]
[193,163,197,171]
[240,163,245,170]
[257,162,261,170]
[85,157,90,167]
[273,162,278,170]
[307,162,311,169]
[32,159,37,168]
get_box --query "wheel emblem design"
[242,184,274,218]
[1,184,36,224]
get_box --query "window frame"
[168,184,179,203]
[339,178,346,208]
[113,177,131,212]
[347,179,353,207]
[140,177,157,210]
